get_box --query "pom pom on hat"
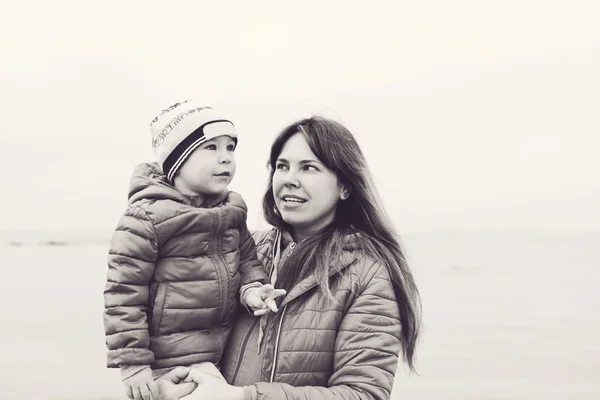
[150,100,238,182]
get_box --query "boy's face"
[175,135,237,196]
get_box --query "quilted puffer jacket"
[221,228,403,400]
[103,163,268,369]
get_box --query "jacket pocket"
[211,327,224,356]
[149,283,168,336]
[147,282,158,320]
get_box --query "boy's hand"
[123,367,158,400]
[245,284,286,316]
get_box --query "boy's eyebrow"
[203,137,235,144]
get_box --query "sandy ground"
[1,232,598,399]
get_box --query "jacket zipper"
[230,317,260,384]
[231,236,294,383]
[267,241,296,382]
[273,241,296,278]
[266,239,360,382]
[214,208,230,323]
[288,242,297,255]
[269,303,288,382]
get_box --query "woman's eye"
[303,165,318,171]
[275,163,288,170]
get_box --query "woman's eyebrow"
[299,159,322,165]
[277,158,322,165]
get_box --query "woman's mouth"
[214,171,231,177]
[281,194,307,204]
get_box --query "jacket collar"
[127,162,228,208]
[279,252,357,308]
[269,228,361,307]
[184,191,229,208]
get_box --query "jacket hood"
[127,162,227,207]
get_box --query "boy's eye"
[227,144,236,152]
[205,144,217,150]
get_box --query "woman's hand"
[183,368,246,400]
[155,367,197,400]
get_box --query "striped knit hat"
[150,101,238,182]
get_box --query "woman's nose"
[283,170,300,187]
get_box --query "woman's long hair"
[263,116,421,371]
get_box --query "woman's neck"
[290,229,309,243]
[291,225,329,243]
[290,216,336,243]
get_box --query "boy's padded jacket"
[103,162,267,369]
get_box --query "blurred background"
[0,1,598,398]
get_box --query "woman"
[158,116,421,400]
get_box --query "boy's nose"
[219,152,232,164]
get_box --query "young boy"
[103,101,284,400]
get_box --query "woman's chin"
[280,211,303,226]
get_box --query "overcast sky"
[1,0,598,234]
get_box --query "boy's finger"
[264,299,279,313]
[260,284,274,292]
[164,367,191,383]
[267,289,286,299]
[184,371,202,384]
[133,387,143,400]
[253,308,269,316]
[139,385,152,400]
[258,285,274,298]
[148,381,159,400]
[125,386,134,400]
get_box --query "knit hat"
[149,100,238,182]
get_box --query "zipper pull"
[288,242,296,254]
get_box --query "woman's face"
[272,133,344,239]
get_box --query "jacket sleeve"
[237,223,269,286]
[103,204,158,367]
[253,262,403,400]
